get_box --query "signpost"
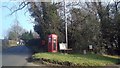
[59,43,67,50]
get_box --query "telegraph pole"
[63,0,68,49]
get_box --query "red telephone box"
[48,34,58,52]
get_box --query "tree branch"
[10,2,30,15]
[2,6,12,12]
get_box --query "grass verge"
[32,52,120,66]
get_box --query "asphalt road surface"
[2,45,43,66]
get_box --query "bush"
[26,38,47,53]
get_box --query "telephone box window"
[53,38,56,50]
[49,38,51,43]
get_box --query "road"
[2,45,43,66]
